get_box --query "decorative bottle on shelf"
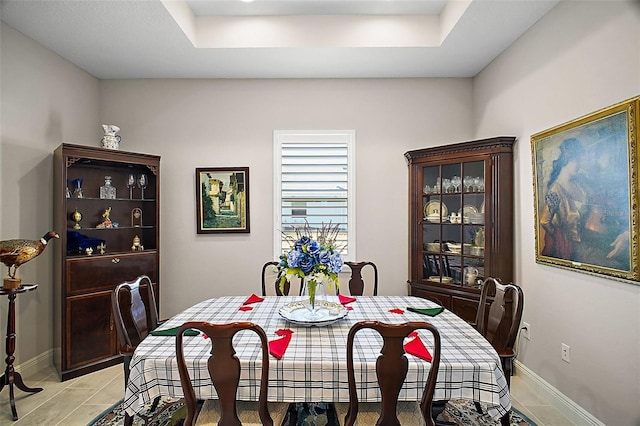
[100,176,116,199]
[72,178,83,198]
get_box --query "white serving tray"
[279,301,349,327]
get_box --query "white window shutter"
[274,130,355,260]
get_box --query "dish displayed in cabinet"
[446,243,473,254]
[460,205,478,216]
[424,200,448,221]
[428,276,453,283]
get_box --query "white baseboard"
[515,361,605,426]
[15,350,54,380]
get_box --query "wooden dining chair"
[474,277,524,389]
[175,321,289,426]
[111,275,162,426]
[335,321,441,426]
[343,261,378,296]
[423,254,451,280]
[261,261,303,296]
[469,277,523,419]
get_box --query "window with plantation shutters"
[274,130,355,261]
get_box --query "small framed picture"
[195,167,250,234]
[531,97,639,282]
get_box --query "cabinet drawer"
[67,252,157,294]
[410,287,452,310]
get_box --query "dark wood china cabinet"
[53,143,160,380]
[405,137,515,322]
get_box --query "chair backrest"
[111,275,159,353]
[475,277,524,354]
[175,321,274,426]
[423,255,451,280]
[343,261,378,296]
[345,321,441,426]
[261,261,303,296]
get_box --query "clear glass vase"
[301,277,326,320]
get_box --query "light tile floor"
[1,365,575,425]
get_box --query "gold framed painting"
[532,96,639,282]
[196,167,250,234]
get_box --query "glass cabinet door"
[421,160,485,286]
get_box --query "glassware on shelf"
[138,174,148,200]
[65,178,71,198]
[464,176,474,192]
[100,176,117,199]
[72,178,83,198]
[451,175,461,192]
[126,174,136,199]
[442,178,452,193]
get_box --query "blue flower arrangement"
[278,222,344,298]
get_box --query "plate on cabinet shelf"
[460,205,478,223]
[424,200,448,220]
[428,276,453,283]
[460,205,478,216]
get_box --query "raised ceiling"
[0,0,559,79]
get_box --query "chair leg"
[124,412,134,426]
[501,410,510,426]
[123,355,131,391]
[502,357,513,389]
[150,395,161,411]
[123,357,134,426]
[474,401,483,414]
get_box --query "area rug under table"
[89,398,536,426]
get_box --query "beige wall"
[98,78,474,315]
[2,1,640,423]
[473,1,640,424]
[0,23,100,363]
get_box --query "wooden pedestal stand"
[0,284,42,421]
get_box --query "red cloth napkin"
[404,331,432,362]
[338,294,357,305]
[269,329,293,360]
[239,306,253,311]
[243,294,264,305]
[389,308,405,314]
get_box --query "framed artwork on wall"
[532,96,639,282]
[196,167,250,234]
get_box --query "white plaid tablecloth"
[124,295,511,419]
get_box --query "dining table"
[123,294,512,423]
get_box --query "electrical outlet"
[561,343,571,363]
[522,322,531,340]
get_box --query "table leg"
[0,292,43,420]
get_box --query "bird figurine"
[0,231,59,279]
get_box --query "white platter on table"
[279,301,349,327]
